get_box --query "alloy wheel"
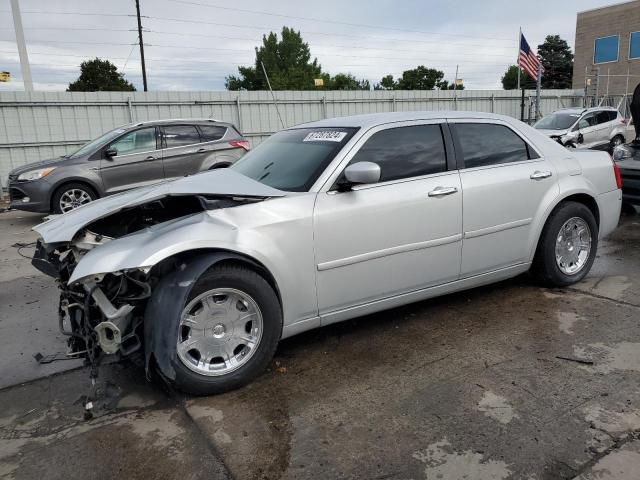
[555,217,592,275]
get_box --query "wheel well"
[50,180,99,211]
[557,194,600,227]
[151,249,282,308]
[209,162,231,169]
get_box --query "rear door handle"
[428,186,458,197]
[145,156,156,161]
[197,148,207,152]
[530,170,552,180]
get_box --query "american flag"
[518,33,544,81]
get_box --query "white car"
[534,107,630,150]
[32,111,622,395]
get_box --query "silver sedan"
[32,111,622,394]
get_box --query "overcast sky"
[0,0,626,91]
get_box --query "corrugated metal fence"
[0,89,583,186]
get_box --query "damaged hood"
[33,169,286,243]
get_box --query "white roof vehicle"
[534,106,631,150]
[32,111,622,395]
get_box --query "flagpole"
[535,62,542,120]
[517,27,521,91]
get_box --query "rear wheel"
[169,265,282,395]
[610,135,625,151]
[531,201,598,287]
[52,182,97,214]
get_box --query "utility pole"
[135,0,148,91]
[10,0,33,91]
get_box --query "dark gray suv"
[8,119,249,213]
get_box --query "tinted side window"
[163,125,201,148]
[349,125,447,182]
[455,124,533,169]
[199,125,227,142]
[596,111,612,124]
[109,127,157,156]
[608,111,618,122]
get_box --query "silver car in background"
[534,107,630,150]
[31,111,622,395]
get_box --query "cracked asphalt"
[1,208,640,480]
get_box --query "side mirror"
[344,162,381,187]
[104,148,117,158]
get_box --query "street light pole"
[135,0,148,91]
[10,0,33,91]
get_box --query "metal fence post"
[491,94,495,113]
[236,96,243,132]
[391,96,396,112]
[322,96,327,118]
[127,97,133,123]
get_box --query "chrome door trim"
[464,218,532,239]
[316,233,463,271]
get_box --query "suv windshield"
[534,112,581,131]
[68,127,129,158]
[231,127,358,191]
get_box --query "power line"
[165,0,514,42]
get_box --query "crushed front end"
[32,237,151,376]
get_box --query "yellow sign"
[314,78,324,87]
[0,71,10,82]
[455,78,463,86]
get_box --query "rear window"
[163,125,201,148]
[199,125,227,142]
[231,127,358,191]
[455,123,538,169]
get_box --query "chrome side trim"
[464,218,532,239]
[317,233,463,271]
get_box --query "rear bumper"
[597,189,622,239]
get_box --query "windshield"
[68,127,129,158]
[231,127,358,191]
[534,112,581,130]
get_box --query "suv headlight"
[17,167,56,181]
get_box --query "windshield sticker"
[303,131,348,142]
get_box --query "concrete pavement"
[1,209,639,479]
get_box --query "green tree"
[439,80,465,90]
[501,65,536,90]
[67,58,135,92]
[375,74,398,90]
[396,66,446,90]
[537,35,574,89]
[226,27,322,90]
[325,73,370,90]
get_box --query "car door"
[99,126,164,194]
[575,112,599,148]
[449,120,559,277]
[160,124,208,180]
[313,122,463,317]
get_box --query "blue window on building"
[630,32,640,60]
[594,35,619,64]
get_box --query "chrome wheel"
[59,188,92,213]
[177,288,263,376]
[555,217,592,275]
[612,136,623,147]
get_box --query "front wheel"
[531,201,598,287]
[169,265,282,395]
[52,182,97,214]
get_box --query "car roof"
[551,106,618,115]
[119,118,234,129]
[297,110,520,129]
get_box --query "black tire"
[531,201,598,287]
[51,182,97,214]
[170,264,282,395]
[610,135,625,152]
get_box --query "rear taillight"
[610,154,623,189]
[229,140,250,151]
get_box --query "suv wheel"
[610,135,624,151]
[52,183,97,214]
[168,265,282,395]
[531,201,598,287]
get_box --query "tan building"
[573,0,640,97]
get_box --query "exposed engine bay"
[32,193,266,380]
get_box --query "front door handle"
[530,170,552,180]
[428,186,458,197]
[145,156,156,161]
[197,148,207,152]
